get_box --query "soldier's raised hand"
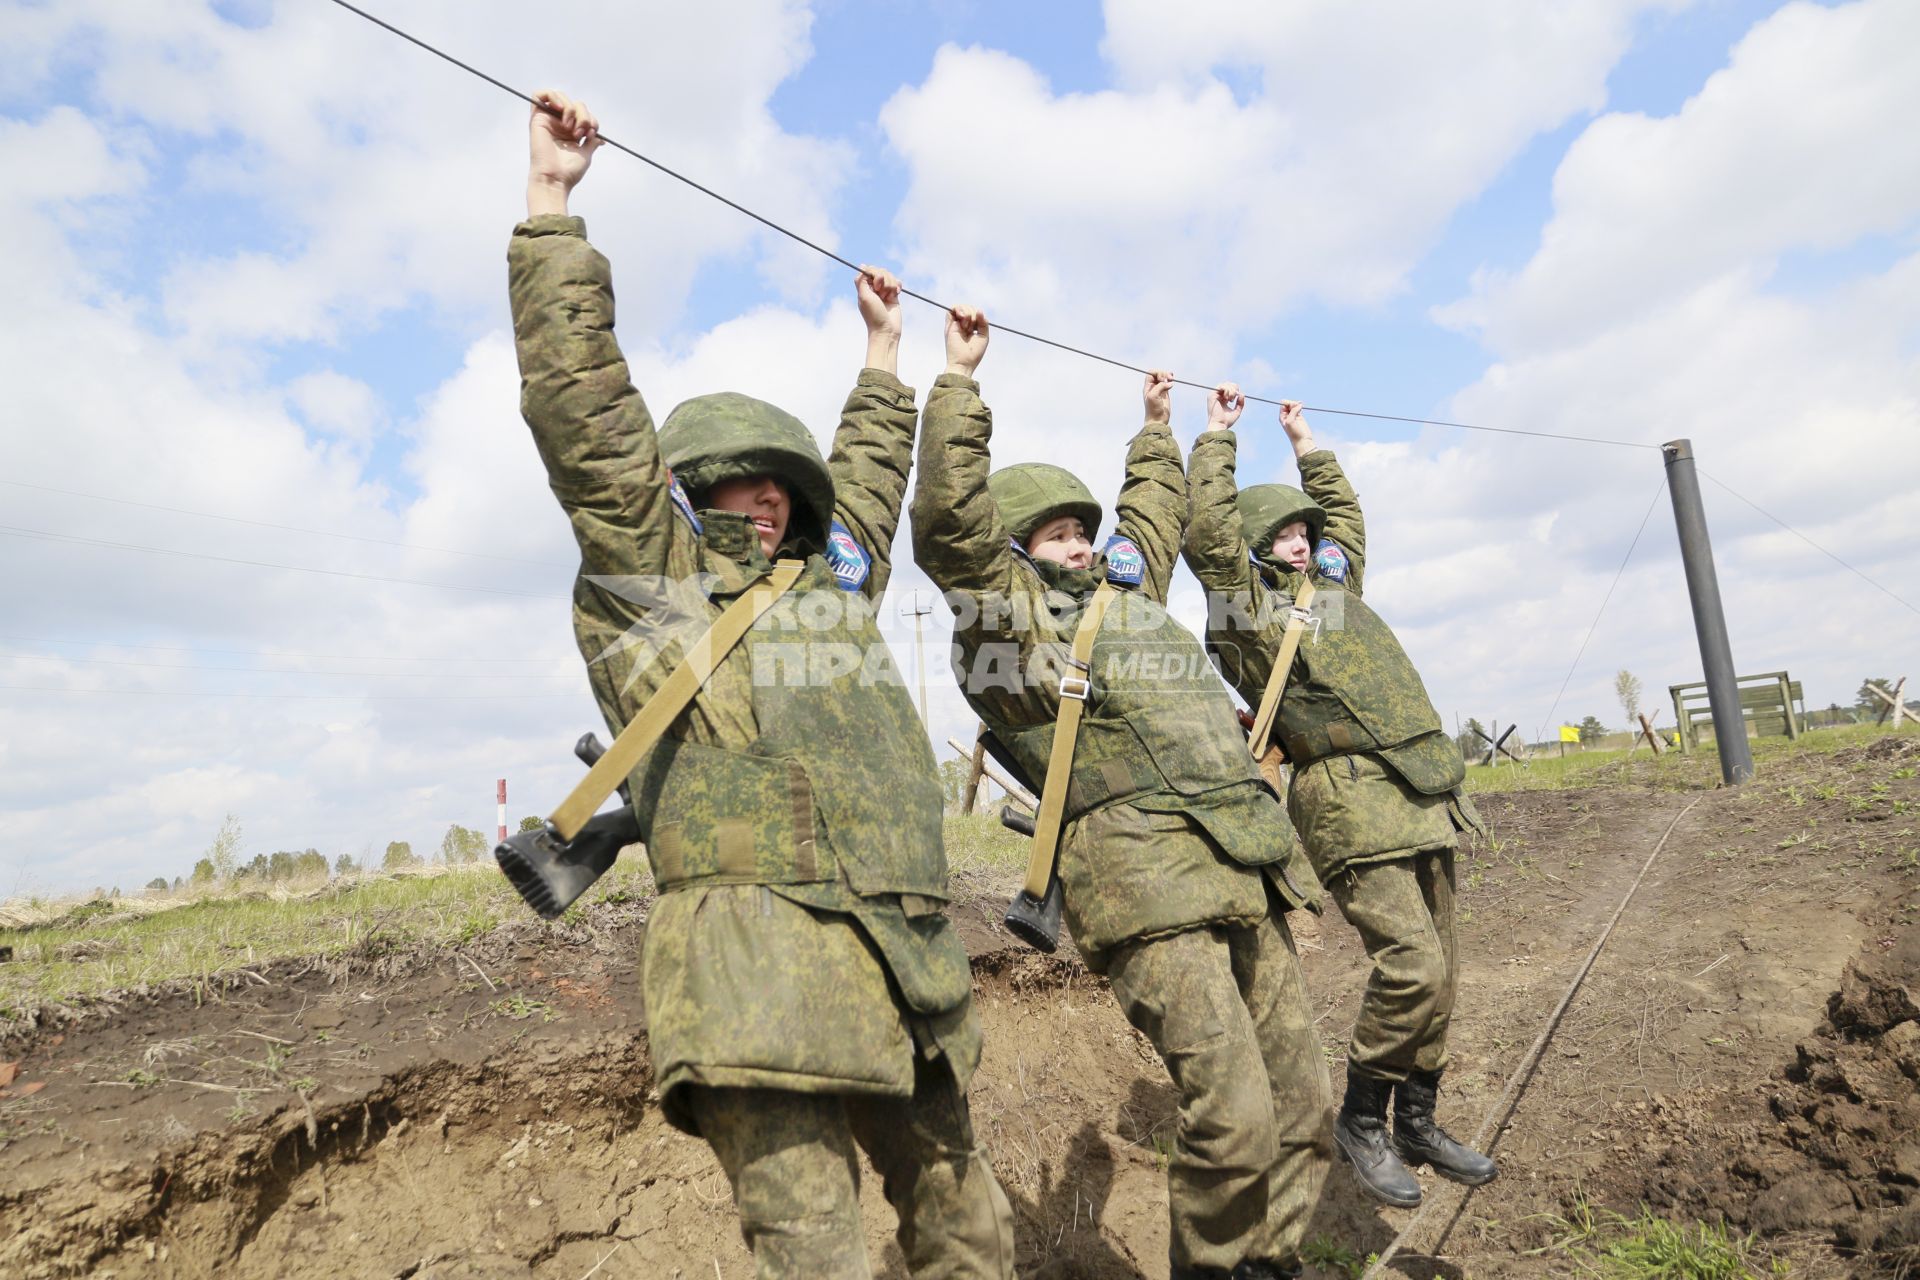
[1279,399,1317,458]
[1142,370,1174,425]
[857,266,903,375]
[945,305,989,378]
[1208,382,1244,431]
[527,90,602,218]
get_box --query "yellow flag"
[1559,724,1581,743]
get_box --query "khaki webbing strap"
[1021,583,1120,900]
[1246,578,1317,759]
[548,559,806,840]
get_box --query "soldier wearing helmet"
[1184,394,1497,1212]
[508,91,1012,1278]
[911,314,1329,1280]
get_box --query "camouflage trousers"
[1328,849,1458,1082]
[685,1052,1015,1280]
[1104,903,1332,1271]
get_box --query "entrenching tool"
[1003,583,1118,953]
[493,561,806,918]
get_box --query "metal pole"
[901,592,933,728]
[1662,439,1754,784]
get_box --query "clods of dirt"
[1599,920,1920,1277]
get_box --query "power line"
[1698,468,1919,618]
[0,523,567,601]
[0,479,574,570]
[1538,477,1668,738]
[322,0,1657,453]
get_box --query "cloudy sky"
[2,0,1915,897]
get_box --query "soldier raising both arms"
[1184,397,1497,1211]
[508,91,1012,1279]
[911,321,1329,1280]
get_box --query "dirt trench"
[4,737,1918,1278]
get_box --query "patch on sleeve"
[1312,539,1349,583]
[1103,535,1146,587]
[826,521,872,592]
[666,470,703,534]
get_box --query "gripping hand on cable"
[945,305,989,379]
[1142,369,1174,426]
[1208,381,1245,431]
[856,265,904,377]
[1279,398,1317,459]
[526,89,602,219]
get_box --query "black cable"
[322,0,1656,452]
[1698,467,1918,617]
[1538,477,1668,739]
[0,523,567,601]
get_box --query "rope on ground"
[1359,795,1705,1280]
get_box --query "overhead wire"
[322,0,1656,451]
[1537,477,1669,739]
[1699,467,1918,618]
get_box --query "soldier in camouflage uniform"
[1184,395,1498,1210]
[911,313,1329,1280]
[509,91,1013,1279]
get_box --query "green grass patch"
[1465,722,1905,795]
[1537,1198,1789,1277]
[0,855,658,1022]
[941,811,1029,874]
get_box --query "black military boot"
[1392,1068,1498,1186]
[1332,1069,1423,1208]
[1232,1259,1302,1279]
[1168,1261,1231,1280]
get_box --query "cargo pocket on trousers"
[850,904,973,1016]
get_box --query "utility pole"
[900,591,933,728]
[1662,439,1754,784]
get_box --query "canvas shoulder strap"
[1245,578,1318,758]
[1021,582,1120,899]
[549,559,806,839]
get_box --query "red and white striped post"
[496,778,507,843]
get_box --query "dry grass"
[1464,721,1907,794]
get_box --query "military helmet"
[987,462,1103,545]
[1237,483,1325,554]
[658,392,835,548]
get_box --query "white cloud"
[1441,0,1920,353]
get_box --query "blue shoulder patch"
[1313,539,1349,583]
[1103,535,1146,588]
[826,521,871,592]
[667,470,703,534]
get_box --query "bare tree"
[206,813,243,883]
[1614,669,1644,728]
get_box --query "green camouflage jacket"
[910,376,1314,967]
[509,215,975,1129]
[1185,433,1477,876]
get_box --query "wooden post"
[1778,672,1800,740]
[1868,678,1914,729]
[946,736,1039,811]
[961,733,988,815]
[1638,712,1664,756]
